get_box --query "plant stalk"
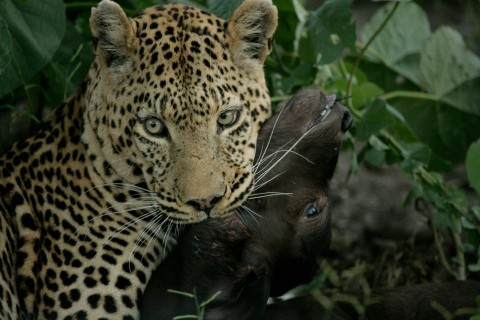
[346,3,400,99]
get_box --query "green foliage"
[300,0,356,65]
[206,0,242,19]
[0,0,65,98]
[467,141,480,196]
[167,289,221,319]
[0,0,479,289]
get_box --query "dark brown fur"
[140,88,352,319]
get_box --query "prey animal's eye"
[218,110,240,128]
[144,117,168,137]
[305,204,322,218]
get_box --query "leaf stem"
[381,129,468,280]
[379,90,439,102]
[346,3,400,98]
[451,230,466,280]
[431,220,455,277]
[270,95,291,103]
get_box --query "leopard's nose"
[187,196,222,215]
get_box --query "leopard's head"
[84,0,277,223]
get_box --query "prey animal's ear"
[227,0,278,72]
[90,0,137,80]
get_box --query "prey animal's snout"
[336,103,352,132]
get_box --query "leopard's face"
[85,0,277,223]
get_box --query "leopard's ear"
[90,0,137,79]
[227,0,278,72]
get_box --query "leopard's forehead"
[133,4,228,45]
[129,4,250,129]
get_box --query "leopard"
[0,0,277,319]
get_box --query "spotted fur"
[0,0,277,318]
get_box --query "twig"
[451,230,466,280]
[346,3,400,98]
[430,220,455,277]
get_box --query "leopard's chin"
[163,210,209,224]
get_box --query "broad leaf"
[0,0,65,98]
[351,81,384,109]
[392,53,421,85]
[362,3,430,66]
[302,0,355,65]
[364,149,385,167]
[400,142,431,172]
[281,62,316,94]
[206,0,243,19]
[355,99,395,141]
[443,78,480,115]
[419,26,480,98]
[0,15,12,75]
[42,20,93,108]
[395,99,480,164]
[466,139,480,196]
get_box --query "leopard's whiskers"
[253,121,322,189]
[248,191,293,200]
[240,204,262,226]
[91,208,159,267]
[255,103,287,171]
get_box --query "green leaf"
[365,149,385,167]
[443,78,480,115]
[206,0,242,19]
[392,53,421,84]
[167,289,195,298]
[172,315,198,320]
[473,207,480,221]
[466,139,480,196]
[400,142,431,172]
[369,135,389,151]
[0,15,13,75]
[419,26,480,97]
[355,99,395,141]
[461,217,477,230]
[281,62,316,93]
[395,99,480,164]
[302,0,356,65]
[351,81,384,109]
[199,291,221,307]
[432,209,449,230]
[362,3,430,66]
[42,20,93,107]
[0,104,39,123]
[405,143,431,164]
[0,0,65,99]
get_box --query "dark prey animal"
[140,88,352,319]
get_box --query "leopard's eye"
[218,110,239,127]
[144,118,168,137]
